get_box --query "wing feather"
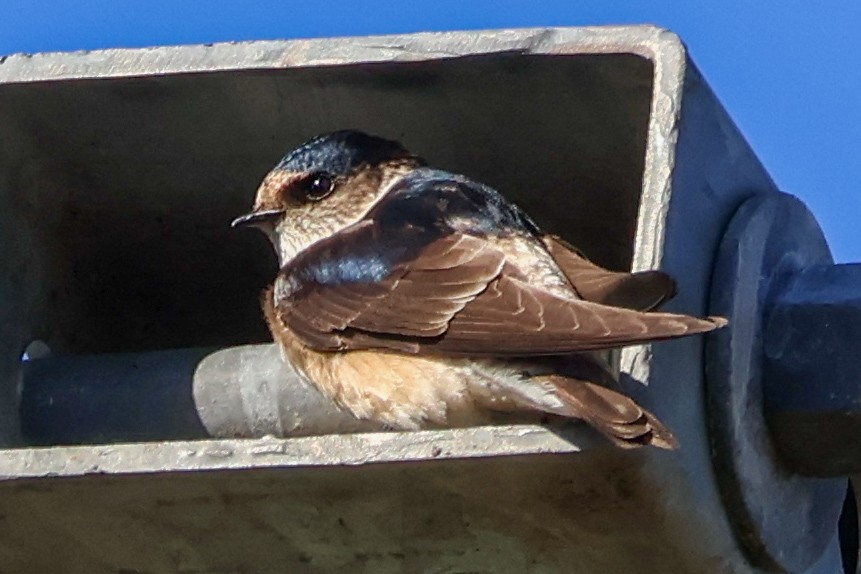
[542,234,677,311]
[271,172,724,356]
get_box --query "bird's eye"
[304,172,335,201]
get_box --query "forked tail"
[532,374,679,449]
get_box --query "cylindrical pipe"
[191,343,379,438]
[20,344,376,446]
[763,263,861,477]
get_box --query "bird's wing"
[271,172,723,356]
[541,234,676,311]
[275,227,506,353]
[529,374,678,449]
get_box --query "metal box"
[0,27,853,573]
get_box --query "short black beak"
[231,209,285,228]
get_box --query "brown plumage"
[542,234,677,311]
[234,130,726,449]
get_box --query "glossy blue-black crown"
[276,130,417,176]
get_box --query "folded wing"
[272,174,724,356]
[542,234,676,311]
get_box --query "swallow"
[232,130,726,449]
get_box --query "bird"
[232,130,726,449]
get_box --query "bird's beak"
[231,209,285,228]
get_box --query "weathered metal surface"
[707,192,848,572]
[0,25,852,573]
[763,263,861,478]
[0,426,589,479]
[0,441,692,574]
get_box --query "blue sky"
[2,1,859,262]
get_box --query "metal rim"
[706,192,847,573]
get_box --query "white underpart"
[461,360,569,416]
[275,168,412,265]
[275,232,307,267]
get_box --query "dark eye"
[305,172,335,201]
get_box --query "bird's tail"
[532,374,678,449]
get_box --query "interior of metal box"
[0,52,653,445]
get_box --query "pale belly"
[279,333,566,430]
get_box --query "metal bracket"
[707,192,848,573]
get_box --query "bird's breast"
[271,325,542,430]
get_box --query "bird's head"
[232,130,423,264]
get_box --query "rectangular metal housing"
[0,27,837,573]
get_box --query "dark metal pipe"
[20,344,376,446]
